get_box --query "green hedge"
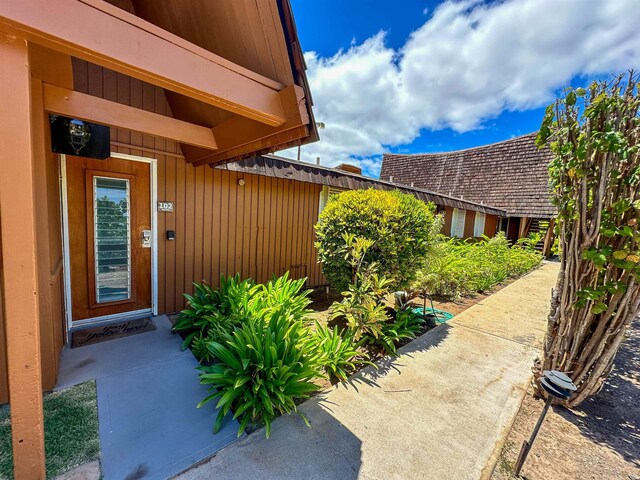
[413,233,543,299]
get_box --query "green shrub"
[191,273,321,438]
[328,233,426,356]
[315,188,440,291]
[197,311,321,438]
[172,275,257,363]
[173,273,312,364]
[413,233,543,299]
[377,309,425,354]
[309,323,371,380]
[329,234,392,341]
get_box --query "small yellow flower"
[568,168,576,178]
[627,254,640,263]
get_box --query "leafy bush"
[309,323,371,380]
[329,234,426,355]
[315,188,440,291]
[329,235,392,341]
[198,311,321,438]
[374,309,425,355]
[413,233,543,299]
[172,275,258,363]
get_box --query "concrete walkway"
[57,315,238,480]
[176,261,560,480]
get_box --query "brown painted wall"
[442,206,453,236]
[72,59,325,312]
[484,214,499,237]
[441,207,499,239]
[463,210,476,238]
[112,142,324,314]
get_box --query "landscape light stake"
[513,370,577,477]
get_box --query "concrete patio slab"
[176,261,560,480]
[57,316,238,480]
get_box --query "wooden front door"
[66,155,152,322]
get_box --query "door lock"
[141,229,151,248]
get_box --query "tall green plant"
[315,188,440,291]
[309,323,371,380]
[198,311,321,438]
[329,234,392,341]
[172,275,258,363]
[535,73,640,407]
[413,233,542,300]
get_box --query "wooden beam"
[193,125,309,167]
[0,0,289,126]
[0,35,46,479]
[43,84,218,150]
[188,85,310,166]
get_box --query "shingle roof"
[380,133,556,218]
[218,155,507,216]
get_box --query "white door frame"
[60,152,158,333]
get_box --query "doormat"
[71,318,156,348]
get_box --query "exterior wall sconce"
[514,370,577,476]
[67,119,92,155]
[50,115,110,159]
[238,178,246,186]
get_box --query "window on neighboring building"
[451,208,466,238]
[318,185,346,214]
[474,212,486,237]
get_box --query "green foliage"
[198,311,321,439]
[413,233,543,300]
[329,234,392,341]
[309,323,371,380]
[315,188,440,291]
[172,275,258,363]
[537,73,640,315]
[376,309,425,355]
[328,233,426,355]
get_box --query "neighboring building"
[380,133,556,251]
[0,0,317,475]
[223,154,506,244]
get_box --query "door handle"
[141,229,151,248]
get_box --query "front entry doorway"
[62,153,157,329]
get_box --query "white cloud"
[278,0,640,177]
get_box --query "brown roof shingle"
[380,133,556,218]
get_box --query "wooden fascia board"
[195,125,310,167]
[43,84,218,150]
[0,0,290,126]
[188,84,309,166]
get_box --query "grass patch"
[0,380,100,479]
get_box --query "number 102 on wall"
[157,201,174,212]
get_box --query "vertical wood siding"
[114,141,325,313]
[72,60,325,315]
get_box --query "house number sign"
[157,201,174,212]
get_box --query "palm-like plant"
[197,311,321,438]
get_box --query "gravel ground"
[492,320,640,480]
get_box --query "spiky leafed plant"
[535,72,640,407]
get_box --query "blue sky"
[277,0,640,177]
